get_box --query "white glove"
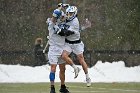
[47,36,49,39]
[46,18,51,24]
[53,25,61,34]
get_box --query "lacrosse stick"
[43,17,55,53]
[43,36,49,53]
[93,67,106,77]
[81,18,91,31]
[0,67,10,77]
[43,17,53,54]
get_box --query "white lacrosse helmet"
[66,6,78,21]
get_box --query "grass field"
[0,82,140,93]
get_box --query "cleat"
[59,87,70,93]
[50,87,56,93]
[74,67,81,79]
[86,78,91,87]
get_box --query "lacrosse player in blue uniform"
[47,3,80,93]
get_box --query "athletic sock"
[85,73,90,79]
[71,64,77,69]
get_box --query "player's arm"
[65,20,79,35]
[61,28,75,36]
[53,24,75,36]
[53,26,65,36]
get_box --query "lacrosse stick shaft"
[43,36,49,53]
[0,67,10,77]
[43,41,49,53]
[94,67,106,77]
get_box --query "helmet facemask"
[66,6,77,21]
[66,12,75,20]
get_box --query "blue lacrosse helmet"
[53,9,62,19]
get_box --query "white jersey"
[63,17,84,55]
[48,20,65,46]
[65,17,80,41]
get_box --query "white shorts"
[48,45,65,64]
[64,41,84,55]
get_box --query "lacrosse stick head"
[81,18,91,31]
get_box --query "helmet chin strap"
[66,16,76,22]
[69,16,76,21]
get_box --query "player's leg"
[74,42,91,87]
[59,63,65,85]
[59,63,70,93]
[77,53,88,74]
[62,49,80,79]
[77,53,91,87]
[50,64,57,93]
[48,46,59,93]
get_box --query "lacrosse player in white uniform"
[47,3,80,93]
[61,6,91,87]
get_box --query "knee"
[62,53,68,60]
[77,54,84,61]
[51,65,56,72]
[59,64,66,75]
[62,51,70,60]
[51,68,56,72]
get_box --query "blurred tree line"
[0,0,140,67]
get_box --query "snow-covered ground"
[0,61,140,83]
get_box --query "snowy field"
[0,61,140,83]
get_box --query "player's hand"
[43,50,45,53]
[53,25,64,36]
[46,18,51,24]
[53,25,61,34]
